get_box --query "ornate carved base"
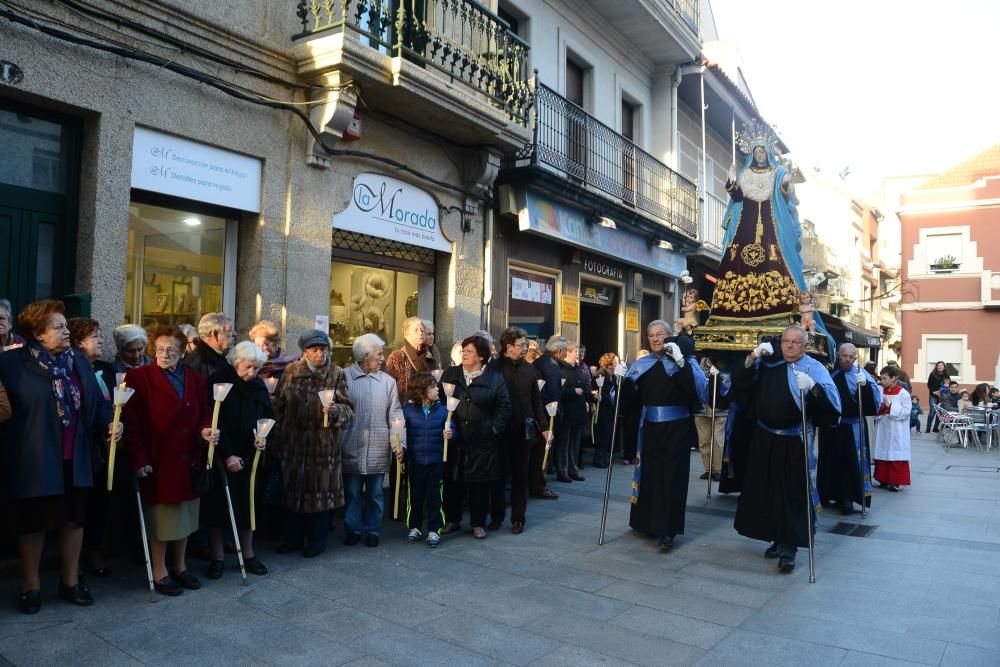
[693,314,829,359]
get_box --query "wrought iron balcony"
[294,0,532,124]
[509,82,698,239]
[670,0,699,34]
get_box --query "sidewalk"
[1,431,998,665]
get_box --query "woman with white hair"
[203,341,273,578]
[112,324,151,373]
[339,333,404,547]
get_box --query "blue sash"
[631,405,690,504]
[756,420,802,437]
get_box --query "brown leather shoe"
[439,522,461,535]
[511,522,524,535]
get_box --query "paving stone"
[512,582,634,621]
[530,644,637,666]
[668,574,777,609]
[0,622,139,666]
[905,616,1000,652]
[425,582,553,627]
[940,642,1000,666]
[415,610,561,665]
[839,650,924,666]
[531,610,705,665]
[608,606,731,650]
[596,579,755,627]
[741,608,946,664]
[347,625,500,666]
[693,629,846,666]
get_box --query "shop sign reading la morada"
[333,173,451,253]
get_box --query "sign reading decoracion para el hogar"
[130,127,262,212]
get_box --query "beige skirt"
[144,499,200,542]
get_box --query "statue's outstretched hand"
[728,164,737,182]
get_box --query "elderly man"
[384,316,437,403]
[622,320,705,552]
[495,327,551,533]
[340,334,403,547]
[112,324,152,372]
[186,312,235,384]
[422,319,443,369]
[818,343,881,515]
[733,325,841,573]
[532,335,566,493]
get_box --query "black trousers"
[504,433,533,524]
[406,462,445,533]
[443,447,464,524]
[283,510,331,551]
[468,482,492,528]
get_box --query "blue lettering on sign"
[354,181,437,230]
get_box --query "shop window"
[509,266,556,342]
[330,261,430,368]
[0,108,69,193]
[125,202,227,329]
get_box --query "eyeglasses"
[154,347,180,356]
[780,339,805,346]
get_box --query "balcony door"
[622,99,637,205]
[565,58,588,180]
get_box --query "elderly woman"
[385,316,437,403]
[112,324,151,373]
[203,341,273,578]
[340,333,403,547]
[272,329,353,557]
[0,298,25,351]
[67,317,120,577]
[250,319,298,380]
[592,352,621,469]
[0,300,113,613]
[439,335,511,539]
[554,340,593,483]
[122,325,216,597]
[423,319,443,369]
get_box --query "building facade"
[0,0,530,359]
[899,145,1000,401]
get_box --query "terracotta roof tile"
[918,143,1000,189]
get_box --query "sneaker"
[426,531,440,548]
[407,528,423,543]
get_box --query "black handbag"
[190,462,214,496]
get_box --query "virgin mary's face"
[753,146,767,166]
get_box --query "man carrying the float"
[733,325,840,573]
[818,343,881,515]
[623,320,706,553]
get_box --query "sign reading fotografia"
[334,172,450,253]
[130,127,262,212]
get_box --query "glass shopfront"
[125,200,230,328]
[508,266,557,342]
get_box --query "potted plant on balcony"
[930,254,960,273]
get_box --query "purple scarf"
[28,341,81,427]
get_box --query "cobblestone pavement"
[1,431,999,665]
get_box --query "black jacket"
[495,355,547,441]
[186,339,228,393]
[557,360,593,427]
[440,364,511,482]
[533,353,562,405]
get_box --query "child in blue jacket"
[401,372,453,547]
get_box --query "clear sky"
[708,0,1000,193]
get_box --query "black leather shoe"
[364,534,380,548]
[170,570,201,590]
[206,560,224,580]
[343,532,362,546]
[59,581,94,606]
[658,535,674,552]
[244,557,268,575]
[764,543,780,559]
[154,576,183,596]
[698,471,710,480]
[83,563,113,578]
[711,473,721,482]
[569,473,586,482]
[840,502,855,515]
[778,555,796,573]
[18,589,41,614]
[303,547,325,558]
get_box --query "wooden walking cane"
[707,369,718,500]
[856,367,867,517]
[392,417,404,520]
[598,367,627,545]
[797,371,817,584]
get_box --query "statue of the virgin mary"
[695,120,833,356]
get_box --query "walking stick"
[216,459,248,586]
[598,373,626,545]
[856,368,866,517]
[132,466,156,602]
[707,371,718,500]
[392,417,404,520]
[798,382,817,584]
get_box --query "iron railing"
[701,191,726,252]
[294,0,532,124]
[670,0,699,34]
[515,82,698,238]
